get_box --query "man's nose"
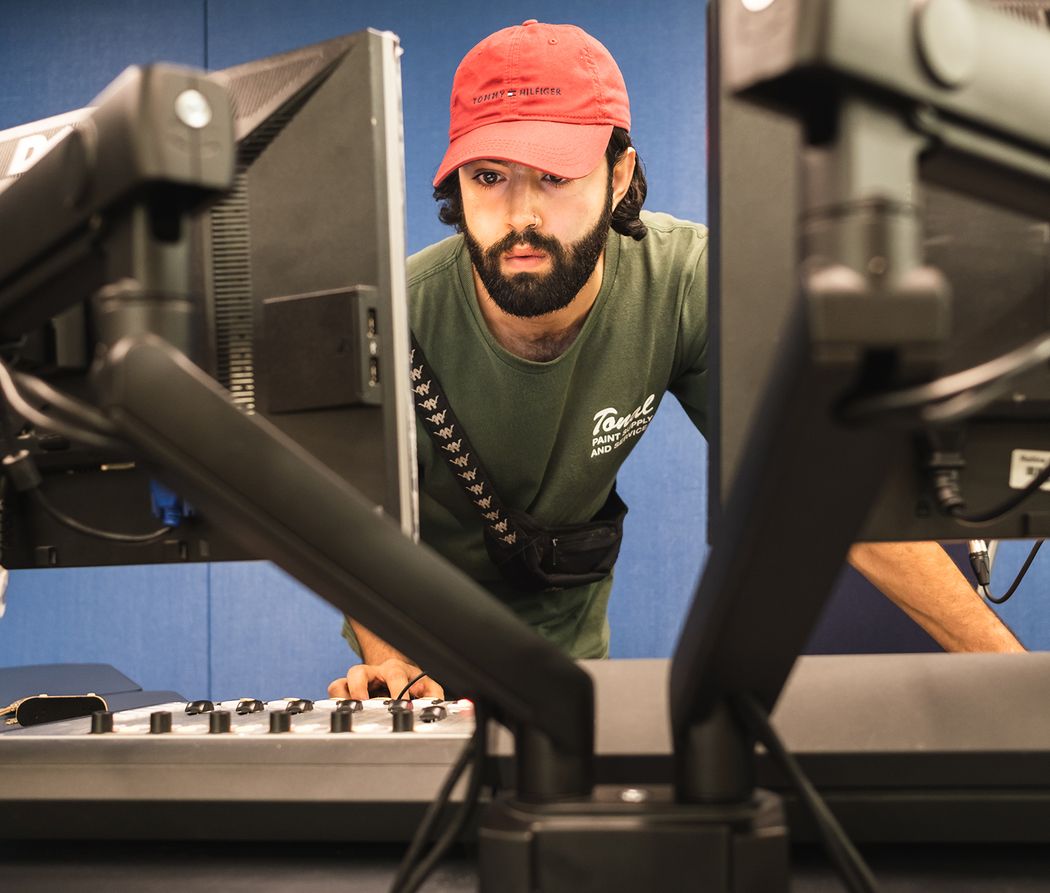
[507,182,542,231]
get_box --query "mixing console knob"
[269,711,292,734]
[236,699,265,715]
[330,708,353,733]
[391,707,414,733]
[284,699,314,715]
[150,711,173,734]
[385,699,411,713]
[209,710,232,734]
[90,711,114,734]
[336,699,363,713]
[185,700,215,715]
[419,705,447,723]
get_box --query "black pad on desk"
[0,663,142,704]
[105,691,185,712]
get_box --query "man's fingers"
[327,676,351,698]
[344,664,373,701]
[411,677,444,700]
[327,662,443,701]
[380,660,411,701]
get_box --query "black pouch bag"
[411,334,628,592]
[482,488,628,592]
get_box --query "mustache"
[485,228,564,260]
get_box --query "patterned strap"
[409,334,524,551]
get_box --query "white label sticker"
[1008,449,1050,491]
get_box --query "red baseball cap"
[433,20,631,187]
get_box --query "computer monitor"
[708,0,1050,543]
[0,31,417,568]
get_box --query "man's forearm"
[349,620,411,665]
[848,541,1025,653]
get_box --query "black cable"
[31,488,172,544]
[839,330,1050,427]
[390,702,488,893]
[734,693,880,893]
[13,371,119,436]
[397,672,430,701]
[0,360,123,451]
[398,703,488,893]
[389,720,476,893]
[981,540,1043,605]
[950,461,1050,525]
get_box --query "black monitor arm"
[670,0,1050,839]
[0,64,235,347]
[90,332,594,796]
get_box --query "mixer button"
[336,699,363,713]
[269,711,292,734]
[419,705,447,723]
[149,711,173,734]
[284,699,314,715]
[385,699,411,713]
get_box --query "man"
[329,20,1023,702]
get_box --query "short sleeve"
[669,238,709,437]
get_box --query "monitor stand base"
[479,786,788,893]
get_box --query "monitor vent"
[210,169,256,413]
[237,100,299,168]
[225,52,329,124]
[990,0,1050,27]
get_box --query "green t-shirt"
[346,211,708,659]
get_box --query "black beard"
[464,187,613,319]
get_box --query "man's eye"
[543,174,569,186]
[473,171,503,186]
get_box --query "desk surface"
[3,840,1050,891]
[6,653,1050,888]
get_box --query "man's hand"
[327,658,444,701]
[329,620,445,700]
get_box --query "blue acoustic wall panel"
[0,0,206,128]
[0,565,210,695]
[208,562,354,701]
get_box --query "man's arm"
[327,621,445,700]
[847,541,1025,652]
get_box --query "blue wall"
[3,2,1038,699]
[0,0,707,698]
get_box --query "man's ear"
[612,147,637,208]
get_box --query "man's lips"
[503,249,548,267]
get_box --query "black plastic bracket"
[479,786,789,893]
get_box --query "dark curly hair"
[432,126,648,241]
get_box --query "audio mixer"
[10,695,478,737]
[0,695,477,841]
